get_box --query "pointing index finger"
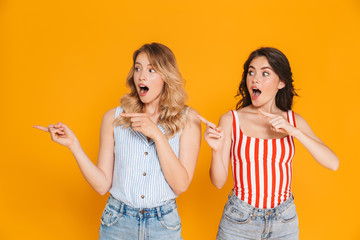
[258,109,276,119]
[33,125,50,132]
[120,113,146,118]
[197,114,209,125]
[197,115,217,129]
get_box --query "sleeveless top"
[109,106,183,208]
[230,110,296,209]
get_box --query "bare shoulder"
[185,107,201,125]
[102,108,117,124]
[218,111,233,133]
[219,110,233,124]
[293,111,310,128]
[181,107,201,139]
[187,107,199,118]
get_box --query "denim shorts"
[217,192,299,240]
[99,195,182,240]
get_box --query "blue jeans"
[99,195,182,240]
[217,192,299,240]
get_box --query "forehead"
[135,52,151,65]
[249,56,270,68]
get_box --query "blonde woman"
[34,43,201,240]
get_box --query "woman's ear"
[278,80,285,90]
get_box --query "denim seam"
[100,208,123,227]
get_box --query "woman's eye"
[149,69,156,73]
[263,72,269,76]
[248,71,254,76]
[135,67,141,72]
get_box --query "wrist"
[212,148,223,156]
[69,139,81,153]
[152,130,166,143]
[291,128,302,138]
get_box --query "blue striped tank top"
[109,106,182,208]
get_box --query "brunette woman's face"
[246,56,285,107]
[133,52,165,105]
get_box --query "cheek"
[157,81,165,92]
[152,76,165,90]
[133,73,139,81]
[245,78,251,88]
[263,78,279,89]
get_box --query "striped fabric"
[230,110,296,209]
[109,106,181,208]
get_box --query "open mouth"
[139,85,149,94]
[252,88,261,97]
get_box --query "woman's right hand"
[197,115,225,152]
[33,122,80,150]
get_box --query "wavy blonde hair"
[115,42,188,138]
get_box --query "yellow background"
[1,0,359,239]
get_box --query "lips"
[251,87,261,99]
[139,84,149,96]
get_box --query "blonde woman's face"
[133,52,165,105]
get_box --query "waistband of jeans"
[107,195,177,218]
[228,191,294,216]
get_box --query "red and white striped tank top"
[230,110,296,209]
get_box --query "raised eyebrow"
[260,66,273,70]
[249,66,273,71]
[134,62,153,67]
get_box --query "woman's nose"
[139,70,147,80]
[252,74,260,83]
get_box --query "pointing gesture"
[120,112,161,139]
[33,122,79,149]
[258,109,297,136]
[197,115,224,152]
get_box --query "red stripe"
[231,111,238,196]
[254,138,260,208]
[284,136,292,200]
[239,128,244,199]
[288,135,295,197]
[263,139,268,209]
[245,136,252,205]
[289,159,293,194]
[271,139,277,208]
[277,138,285,205]
[287,110,289,122]
[292,110,296,127]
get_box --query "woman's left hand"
[258,109,298,136]
[120,113,161,139]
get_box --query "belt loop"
[276,207,280,220]
[120,202,125,214]
[156,206,161,219]
[250,209,256,221]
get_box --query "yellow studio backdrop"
[1,0,359,239]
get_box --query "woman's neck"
[143,102,161,123]
[250,100,282,114]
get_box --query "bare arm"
[120,108,201,195]
[199,111,233,189]
[293,113,339,170]
[33,108,116,195]
[155,109,201,195]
